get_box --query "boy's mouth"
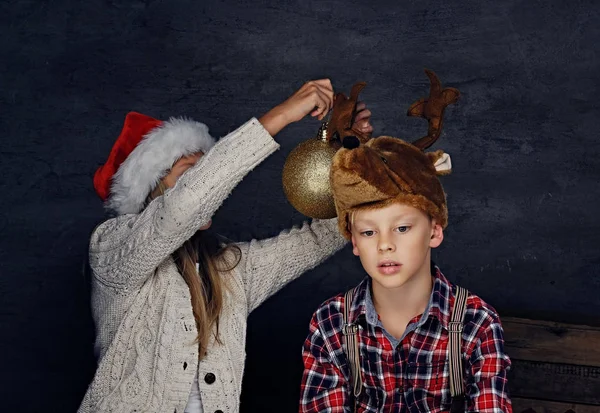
[378,260,401,267]
[377,260,402,274]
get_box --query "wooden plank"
[508,360,600,405]
[512,397,600,413]
[503,317,600,367]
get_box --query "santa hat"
[93,111,215,215]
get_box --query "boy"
[299,74,512,412]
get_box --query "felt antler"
[326,82,371,144]
[408,69,459,150]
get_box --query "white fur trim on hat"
[106,117,215,215]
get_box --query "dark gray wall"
[1,0,599,411]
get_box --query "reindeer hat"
[328,69,459,240]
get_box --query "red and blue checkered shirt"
[300,267,512,412]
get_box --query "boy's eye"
[396,226,409,233]
[361,230,375,237]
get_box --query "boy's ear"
[429,222,444,248]
[351,234,360,256]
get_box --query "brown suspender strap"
[343,288,362,405]
[449,285,469,413]
[343,285,468,412]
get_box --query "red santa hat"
[93,111,215,215]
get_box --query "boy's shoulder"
[432,269,499,318]
[311,278,369,330]
[311,290,347,327]
[456,282,504,334]
[464,289,500,318]
[425,269,504,335]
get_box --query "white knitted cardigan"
[78,118,347,413]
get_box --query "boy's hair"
[327,70,459,240]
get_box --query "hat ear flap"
[426,150,452,175]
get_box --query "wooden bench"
[503,317,600,413]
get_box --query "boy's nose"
[378,237,395,252]
[342,135,360,149]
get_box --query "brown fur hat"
[329,69,459,239]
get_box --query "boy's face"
[350,203,443,290]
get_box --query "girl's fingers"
[352,100,373,133]
[308,78,333,93]
[354,109,372,121]
[307,80,334,109]
[313,89,332,118]
[361,123,373,133]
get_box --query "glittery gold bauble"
[282,123,341,219]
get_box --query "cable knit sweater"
[79,118,347,413]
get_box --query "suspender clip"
[449,321,463,333]
[343,323,358,335]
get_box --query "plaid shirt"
[300,267,512,412]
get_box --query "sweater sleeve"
[236,218,347,314]
[89,118,279,290]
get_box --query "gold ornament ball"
[282,137,341,219]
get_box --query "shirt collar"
[350,264,454,331]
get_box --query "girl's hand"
[352,101,373,135]
[259,79,334,136]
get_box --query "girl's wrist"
[258,105,291,137]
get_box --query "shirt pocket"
[404,361,451,412]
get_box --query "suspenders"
[343,289,362,410]
[342,285,469,412]
[449,285,469,413]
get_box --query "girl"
[79,79,373,413]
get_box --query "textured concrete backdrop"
[1,0,599,411]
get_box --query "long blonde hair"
[148,182,241,359]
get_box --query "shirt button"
[204,373,216,384]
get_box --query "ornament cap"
[317,121,329,142]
